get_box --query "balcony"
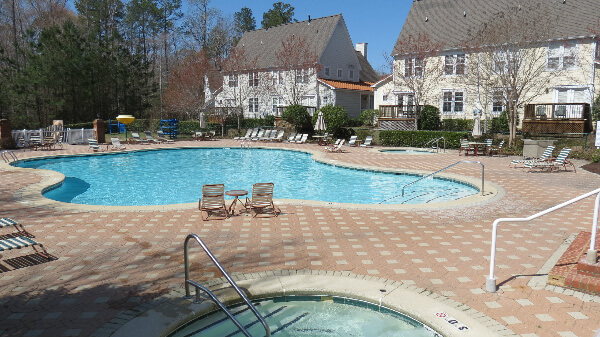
[523,103,592,134]
[377,105,423,131]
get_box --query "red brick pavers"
[1,140,599,336]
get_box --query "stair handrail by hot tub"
[379,161,484,204]
[184,233,271,337]
[487,188,600,293]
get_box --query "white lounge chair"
[285,132,297,142]
[326,139,345,152]
[360,136,373,147]
[510,145,555,168]
[347,135,357,146]
[524,148,575,172]
[111,138,126,150]
[296,134,308,144]
[234,129,252,140]
[271,130,285,142]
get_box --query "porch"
[522,103,592,133]
[377,105,423,131]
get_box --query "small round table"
[225,190,248,215]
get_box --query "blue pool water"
[168,296,440,337]
[16,148,478,206]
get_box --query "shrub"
[345,118,363,127]
[418,105,441,130]
[358,109,379,127]
[314,105,348,136]
[490,110,510,132]
[591,150,600,163]
[283,105,313,133]
[441,118,473,132]
[593,94,600,122]
[379,130,470,149]
[334,127,354,139]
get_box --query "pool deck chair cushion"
[360,136,373,147]
[524,148,575,172]
[199,184,228,221]
[88,139,100,152]
[0,236,50,259]
[0,218,30,236]
[246,183,279,218]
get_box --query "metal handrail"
[184,234,271,337]
[1,150,18,163]
[424,137,446,153]
[487,188,600,293]
[380,161,484,204]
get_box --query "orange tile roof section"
[319,78,375,92]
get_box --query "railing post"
[587,192,600,264]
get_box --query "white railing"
[12,128,96,145]
[487,188,600,293]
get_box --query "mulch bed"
[582,163,600,175]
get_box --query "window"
[322,95,330,105]
[493,52,507,74]
[302,95,315,107]
[325,67,330,76]
[248,97,259,113]
[442,90,464,114]
[444,54,465,75]
[337,69,343,78]
[382,94,389,102]
[491,89,504,116]
[547,43,577,70]
[404,57,423,77]
[228,74,238,87]
[248,72,259,87]
[349,70,354,79]
[396,93,415,115]
[272,70,283,85]
[272,97,283,114]
[295,69,310,84]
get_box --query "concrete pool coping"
[1,146,500,212]
[103,270,516,337]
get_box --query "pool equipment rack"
[1,150,18,163]
[380,160,484,204]
[160,119,179,139]
[184,233,271,337]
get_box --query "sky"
[214,1,412,74]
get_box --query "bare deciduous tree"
[274,34,320,106]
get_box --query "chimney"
[356,43,368,59]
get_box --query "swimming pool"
[168,295,441,337]
[16,148,478,206]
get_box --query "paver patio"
[0,139,599,337]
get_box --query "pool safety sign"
[435,312,469,331]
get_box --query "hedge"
[379,130,470,149]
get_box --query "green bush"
[358,109,379,127]
[314,105,348,136]
[490,110,509,132]
[593,94,600,122]
[283,105,313,133]
[379,130,470,148]
[590,150,600,163]
[345,118,363,127]
[418,105,441,130]
[441,118,473,132]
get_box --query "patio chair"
[131,132,149,144]
[157,130,175,143]
[271,130,285,142]
[285,133,297,142]
[360,136,373,147]
[0,236,51,259]
[111,138,126,150]
[326,139,345,152]
[510,145,555,168]
[88,139,100,152]
[29,135,42,150]
[487,140,504,156]
[347,135,358,146]
[289,133,302,143]
[524,148,575,172]
[246,183,279,217]
[458,139,474,156]
[234,129,252,140]
[0,218,31,237]
[144,131,162,143]
[199,184,228,221]
[252,130,265,141]
[194,131,204,141]
[296,134,309,144]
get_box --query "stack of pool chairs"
[0,218,50,260]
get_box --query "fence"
[11,128,96,145]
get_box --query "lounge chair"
[271,130,285,142]
[0,236,50,259]
[289,133,302,143]
[157,130,175,143]
[111,138,126,150]
[199,184,228,220]
[510,145,555,168]
[252,130,265,141]
[145,131,162,143]
[259,130,274,141]
[0,218,30,237]
[235,129,252,140]
[347,135,357,146]
[296,134,308,144]
[326,139,345,152]
[524,148,575,172]
[285,133,297,142]
[29,135,42,150]
[361,136,373,147]
[131,132,149,144]
[88,139,100,152]
[246,183,279,217]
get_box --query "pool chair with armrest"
[360,136,373,147]
[0,218,31,237]
[326,139,345,152]
[289,133,302,143]
[252,130,265,141]
[199,184,228,221]
[458,139,474,156]
[524,148,575,172]
[259,130,274,141]
[29,135,42,150]
[346,135,357,146]
[509,145,555,168]
[111,138,126,150]
[131,132,149,144]
[144,131,162,143]
[487,140,504,156]
[246,183,279,218]
[483,139,493,155]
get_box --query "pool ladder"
[1,150,18,163]
[379,160,485,204]
[184,233,271,337]
[424,137,446,153]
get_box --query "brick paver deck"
[1,139,599,337]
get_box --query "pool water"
[17,148,478,206]
[168,296,440,337]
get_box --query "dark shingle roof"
[393,0,600,55]
[356,51,380,83]
[236,14,344,70]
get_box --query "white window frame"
[248,72,259,87]
[228,74,238,87]
[547,42,578,71]
[337,69,343,78]
[272,96,284,114]
[491,88,505,117]
[442,90,464,114]
[248,97,259,113]
[444,54,465,75]
[404,57,423,77]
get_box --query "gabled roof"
[319,79,374,92]
[236,14,344,70]
[393,0,600,55]
[356,51,380,83]
[371,74,392,88]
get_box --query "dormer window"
[444,54,465,75]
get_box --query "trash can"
[522,139,556,158]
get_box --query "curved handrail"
[379,161,484,204]
[486,188,600,293]
[184,233,271,337]
[1,150,18,163]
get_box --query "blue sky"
[215,1,411,73]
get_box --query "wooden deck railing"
[378,105,423,119]
[524,103,590,120]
